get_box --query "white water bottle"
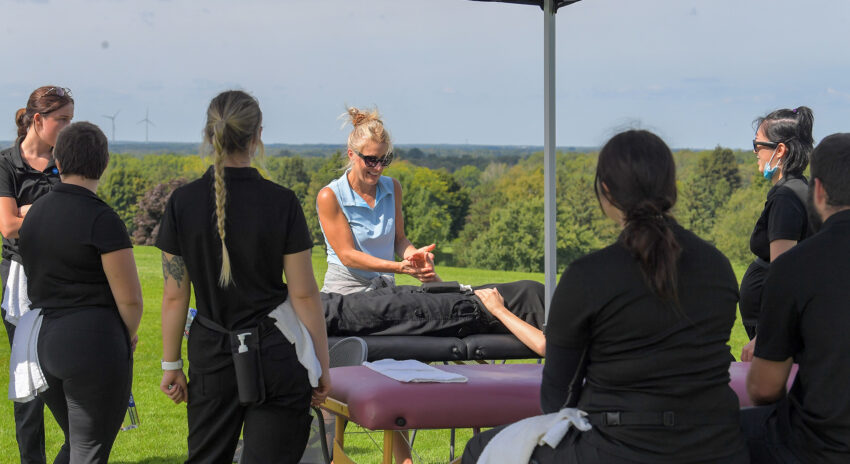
[184,307,197,339]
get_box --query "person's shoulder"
[566,241,626,275]
[259,177,299,200]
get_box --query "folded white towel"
[477,408,592,464]
[2,261,32,326]
[8,308,48,403]
[268,298,322,388]
[363,359,468,383]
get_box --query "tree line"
[99,146,766,272]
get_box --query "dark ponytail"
[15,86,75,139]
[754,106,814,177]
[595,130,681,302]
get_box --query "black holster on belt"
[194,314,267,405]
[230,327,265,405]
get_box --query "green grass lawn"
[0,246,751,463]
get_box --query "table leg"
[383,430,394,464]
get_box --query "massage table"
[326,334,539,363]
[321,362,797,463]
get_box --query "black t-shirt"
[755,209,850,463]
[544,222,746,463]
[749,176,811,262]
[0,141,61,262]
[156,166,312,332]
[19,183,132,310]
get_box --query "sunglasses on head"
[354,150,393,168]
[44,87,73,98]
[752,139,779,151]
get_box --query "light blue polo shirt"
[321,171,396,281]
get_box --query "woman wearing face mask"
[0,85,73,464]
[740,107,814,350]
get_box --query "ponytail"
[202,90,263,287]
[596,130,681,303]
[755,106,815,177]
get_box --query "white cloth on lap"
[268,298,322,388]
[477,408,592,464]
[2,260,32,325]
[8,308,47,402]
[364,359,468,383]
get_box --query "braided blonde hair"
[344,107,393,168]
[201,90,263,287]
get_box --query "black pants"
[322,280,546,337]
[740,402,804,464]
[1,258,48,464]
[740,259,769,339]
[462,425,646,464]
[37,307,132,464]
[186,326,313,464]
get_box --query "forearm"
[488,304,545,357]
[161,296,189,362]
[337,248,402,274]
[290,292,330,374]
[395,238,416,260]
[116,300,143,338]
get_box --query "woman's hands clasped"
[401,244,439,282]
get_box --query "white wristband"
[161,359,184,370]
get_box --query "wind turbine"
[137,108,155,143]
[102,110,120,142]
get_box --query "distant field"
[0,246,750,463]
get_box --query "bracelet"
[161,359,184,370]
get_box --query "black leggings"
[37,307,132,464]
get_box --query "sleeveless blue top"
[321,171,396,281]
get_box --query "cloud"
[827,87,850,101]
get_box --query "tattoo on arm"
[162,253,186,288]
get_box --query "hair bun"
[347,107,381,128]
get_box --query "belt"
[587,410,738,427]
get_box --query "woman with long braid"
[157,90,330,463]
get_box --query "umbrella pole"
[543,0,557,323]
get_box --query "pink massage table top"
[327,362,798,430]
[328,363,544,430]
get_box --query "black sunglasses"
[44,87,73,98]
[752,139,779,151]
[354,150,393,168]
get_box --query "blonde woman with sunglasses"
[317,107,438,297]
[0,85,73,464]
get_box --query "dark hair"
[595,130,681,302]
[15,86,75,139]
[754,106,814,177]
[54,122,110,180]
[810,133,850,208]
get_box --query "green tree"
[679,146,742,239]
[266,156,310,203]
[710,169,771,265]
[98,158,149,231]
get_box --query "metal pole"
[543,0,557,322]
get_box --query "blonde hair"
[343,106,393,168]
[201,90,264,287]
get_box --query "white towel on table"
[477,408,592,464]
[2,261,32,326]
[268,298,322,388]
[363,359,468,383]
[8,308,47,403]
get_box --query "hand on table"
[312,372,332,407]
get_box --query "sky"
[2,0,850,149]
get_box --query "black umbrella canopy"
[469,0,581,12]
